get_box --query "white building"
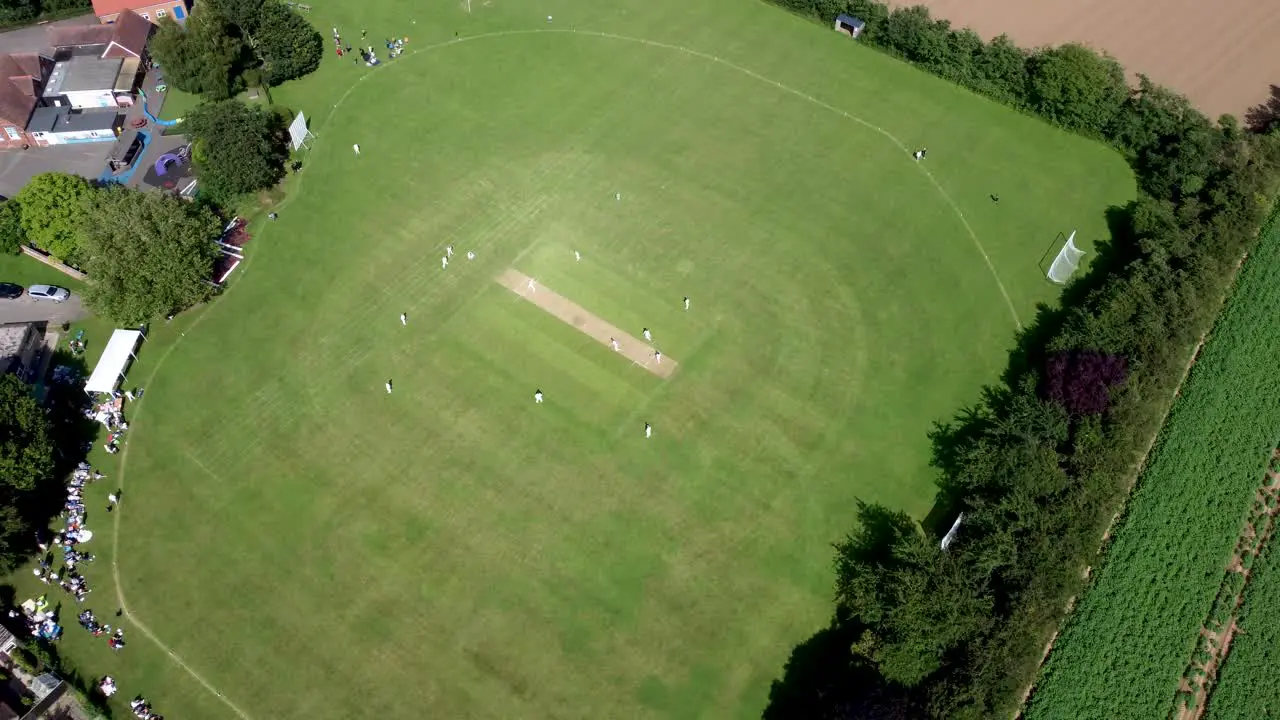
[27,106,122,145]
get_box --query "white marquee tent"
[83,329,143,395]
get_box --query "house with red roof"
[0,53,55,149]
[92,0,189,25]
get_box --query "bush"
[757,1,1280,718]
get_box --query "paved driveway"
[0,143,113,199]
[0,293,86,324]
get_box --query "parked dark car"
[0,283,23,299]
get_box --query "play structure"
[139,89,181,127]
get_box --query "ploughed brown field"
[893,0,1280,120]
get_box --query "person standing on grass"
[446,245,454,257]
[575,250,581,262]
[683,296,690,311]
[642,328,652,342]
[400,312,407,326]
[385,380,393,394]
[467,251,476,260]
[353,143,361,156]
[442,255,448,269]
[534,389,543,404]
[644,422,652,439]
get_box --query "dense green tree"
[1025,44,1128,136]
[255,1,323,86]
[0,0,36,24]
[0,199,25,254]
[80,185,221,323]
[184,99,288,204]
[0,374,54,571]
[203,0,264,38]
[150,13,242,100]
[15,172,92,262]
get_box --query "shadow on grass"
[0,585,112,718]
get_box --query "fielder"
[441,255,449,269]
[400,312,407,326]
[683,296,690,311]
[467,251,476,260]
[574,250,581,262]
[385,380,393,394]
[644,422,652,439]
[642,328,652,342]
[534,389,544,404]
[446,245,454,257]
[353,143,361,156]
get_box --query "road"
[0,293,87,325]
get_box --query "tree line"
[0,0,88,28]
[151,0,323,101]
[759,2,1280,718]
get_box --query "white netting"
[1047,231,1085,284]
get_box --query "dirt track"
[891,0,1280,120]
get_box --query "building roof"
[836,13,866,27]
[27,106,121,133]
[0,53,50,129]
[43,56,123,96]
[93,0,180,17]
[0,324,33,372]
[47,23,113,49]
[104,10,151,58]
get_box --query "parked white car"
[27,284,70,303]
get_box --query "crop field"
[1027,210,1280,720]
[1204,524,1280,719]
[14,0,1136,718]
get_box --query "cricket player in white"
[610,337,620,352]
[683,296,690,311]
[353,144,361,155]
[644,422,652,439]
[441,255,448,269]
[466,251,476,260]
[385,380,393,394]
[527,278,536,292]
[534,389,543,404]
[400,313,407,326]
[575,250,581,262]
[446,245,454,257]
[654,350,662,364]
[642,328,652,342]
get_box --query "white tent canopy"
[83,329,143,395]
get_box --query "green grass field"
[19,0,1134,717]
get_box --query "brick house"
[0,53,54,149]
[92,0,190,25]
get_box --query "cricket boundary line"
[323,27,1023,331]
[102,22,1023,716]
[496,269,677,377]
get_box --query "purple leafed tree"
[1044,351,1128,415]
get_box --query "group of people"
[11,595,61,640]
[128,695,164,720]
[333,24,410,65]
[76,609,125,652]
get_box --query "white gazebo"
[83,329,143,395]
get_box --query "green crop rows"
[1027,210,1280,720]
[1205,507,1280,719]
